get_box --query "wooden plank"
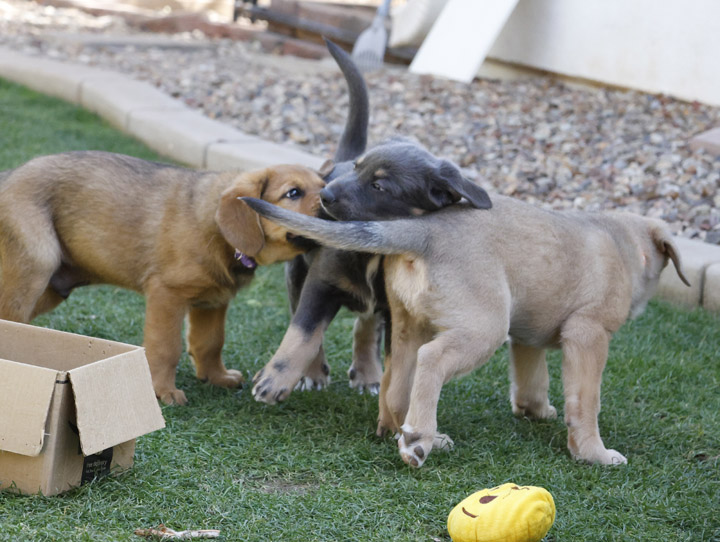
[409,0,519,82]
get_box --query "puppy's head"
[318,140,492,221]
[215,164,324,266]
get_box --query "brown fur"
[0,151,324,405]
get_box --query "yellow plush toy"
[447,483,555,542]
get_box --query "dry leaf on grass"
[134,524,220,540]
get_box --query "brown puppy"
[0,151,324,405]
[241,161,690,467]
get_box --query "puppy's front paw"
[251,369,291,405]
[398,424,436,468]
[348,365,381,395]
[604,449,628,465]
[578,448,627,466]
[569,439,628,466]
[294,376,329,392]
[298,360,331,391]
[603,449,628,465]
[512,401,557,420]
[207,368,244,389]
[157,388,188,406]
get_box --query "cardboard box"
[0,320,165,496]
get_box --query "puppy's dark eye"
[284,188,303,200]
[371,182,385,192]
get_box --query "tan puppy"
[0,151,324,405]
[241,191,690,467]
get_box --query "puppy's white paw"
[398,433,427,468]
[602,449,628,465]
[433,432,454,451]
[572,446,628,466]
[398,424,443,468]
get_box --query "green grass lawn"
[1,77,719,541]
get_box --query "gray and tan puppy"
[253,139,491,404]
[242,147,689,467]
[0,151,324,405]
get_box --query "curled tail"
[325,38,369,162]
[242,197,427,256]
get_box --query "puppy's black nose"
[320,187,336,206]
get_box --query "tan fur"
[255,323,330,403]
[385,256,431,318]
[372,196,689,467]
[0,151,324,405]
[241,149,688,466]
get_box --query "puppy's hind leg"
[295,344,330,392]
[30,287,66,320]
[187,304,244,389]
[561,315,627,465]
[509,342,557,420]
[348,311,384,395]
[30,263,93,320]
[0,267,58,322]
[0,223,61,323]
[377,306,428,438]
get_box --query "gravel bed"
[2,0,720,242]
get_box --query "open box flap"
[0,320,138,372]
[0,358,58,456]
[68,349,165,456]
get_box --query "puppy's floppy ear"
[215,171,268,257]
[431,160,492,210]
[652,227,691,287]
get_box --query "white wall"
[487,0,720,106]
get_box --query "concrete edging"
[0,46,324,171]
[0,47,717,312]
[656,237,720,311]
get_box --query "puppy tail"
[242,198,426,255]
[325,38,369,162]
